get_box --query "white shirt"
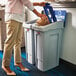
[5,9,25,23]
[5,0,35,23]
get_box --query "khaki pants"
[2,20,23,66]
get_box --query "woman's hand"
[38,13,47,19]
[36,14,50,26]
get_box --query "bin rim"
[32,21,64,32]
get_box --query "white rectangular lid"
[32,21,64,32]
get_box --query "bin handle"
[25,30,28,60]
[35,32,40,65]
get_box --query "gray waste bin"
[32,21,64,71]
[23,20,64,71]
[23,20,36,64]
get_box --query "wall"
[53,8,76,65]
[0,0,7,5]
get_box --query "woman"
[2,0,46,75]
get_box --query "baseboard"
[60,58,76,71]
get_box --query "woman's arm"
[32,9,46,18]
[21,0,46,18]
[32,2,46,17]
[33,2,46,6]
